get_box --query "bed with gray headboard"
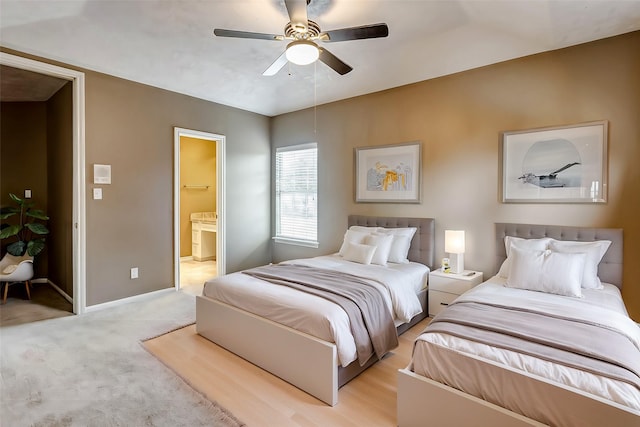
[494,222,623,288]
[196,215,435,406]
[398,223,639,427]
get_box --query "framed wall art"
[501,121,608,203]
[355,142,421,203]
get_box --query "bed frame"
[398,223,640,426]
[196,215,435,406]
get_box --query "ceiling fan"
[213,0,389,76]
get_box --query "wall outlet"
[25,189,32,199]
[130,267,139,279]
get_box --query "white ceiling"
[1,0,639,116]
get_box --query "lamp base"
[449,253,464,274]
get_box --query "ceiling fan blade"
[318,48,353,75]
[320,23,389,42]
[263,52,288,76]
[214,29,283,41]
[284,0,308,29]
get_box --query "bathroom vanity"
[191,212,217,261]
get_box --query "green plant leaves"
[26,209,50,220]
[0,206,19,219]
[7,240,27,256]
[0,224,22,239]
[26,222,49,235]
[1,193,49,257]
[9,193,22,204]
[27,239,46,256]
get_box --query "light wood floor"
[143,317,431,427]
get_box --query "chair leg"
[25,281,31,300]
[2,282,7,304]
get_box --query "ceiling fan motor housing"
[285,20,321,39]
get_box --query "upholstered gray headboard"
[495,223,623,289]
[348,215,435,269]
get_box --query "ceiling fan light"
[286,40,319,65]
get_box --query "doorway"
[0,52,86,315]
[173,128,225,294]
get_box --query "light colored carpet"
[0,290,245,427]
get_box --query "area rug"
[0,290,245,426]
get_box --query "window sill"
[272,237,319,248]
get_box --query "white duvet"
[202,254,429,366]
[412,275,640,416]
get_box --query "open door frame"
[173,127,226,289]
[0,52,87,314]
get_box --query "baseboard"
[48,280,73,304]
[85,287,177,313]
[32,278,74,304]
[180,256,194,262]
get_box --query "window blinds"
[275,143,318,244]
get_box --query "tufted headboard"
[348,215,435,269]
[495,223,623,289]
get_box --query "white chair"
[0,253,34,304]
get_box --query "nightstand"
[428,269,483,317]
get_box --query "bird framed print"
[500,121,608,203]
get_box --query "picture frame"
[501,121,608,203]
[355,142,421,203]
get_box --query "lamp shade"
[285,40,319,65]
[445,230,465,254]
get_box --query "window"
[275,143,318,247]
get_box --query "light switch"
[93,188,103,200]
[25,189,32,199]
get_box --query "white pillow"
[506,247,585,298]
[338,229,371,256]
[497,236,552,278]
[548,239,611,289]
[342,242,377,265]
[364,233,394,266]
[348,225,382,234]
[2,264,18,274]
[378,227,417,264]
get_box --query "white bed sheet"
[411,275,640,424]
[202,254,429,367]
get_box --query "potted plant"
[0,193,50,257]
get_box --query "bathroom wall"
[179,136,217,257]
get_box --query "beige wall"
[83,69,270,305]
[271,31,640,320]
[2,47,272,307]
[179,136,216,257]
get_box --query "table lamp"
[445,230,465,274]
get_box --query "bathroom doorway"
[173,128,225,294]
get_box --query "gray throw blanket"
[243,264,398,366]
[427,302,640,391]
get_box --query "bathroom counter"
[191,212,216,261]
